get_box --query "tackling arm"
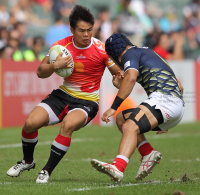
[116,69,138,100]
[101,69,138,123]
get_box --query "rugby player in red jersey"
[7,5,159,183]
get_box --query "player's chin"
[82,39,90,45]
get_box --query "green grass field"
[0,122,200,195]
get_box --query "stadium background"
[0,0,200,127]
[0,2,200,195]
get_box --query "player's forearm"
[116,75,136,100]
[37,63,56,78]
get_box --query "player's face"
[71,21,93,48]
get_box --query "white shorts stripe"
[68,108,88,125]
[22,136,38,143]
[52,140,69,152]
[37,102,59,125]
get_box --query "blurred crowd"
[0,0,200,61]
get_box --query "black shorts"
[39,89,99,126]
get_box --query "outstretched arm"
[101,69,138,123]
[116,69,138,100]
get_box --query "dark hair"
[156,32,169,45]
[99,6,109,13]
[14,22,25,29]
[33,36,44,46]
[54,12,62,23]
[69,5,94,29]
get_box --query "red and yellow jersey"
[47,36,115,103]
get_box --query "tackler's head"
[105,33,133,68]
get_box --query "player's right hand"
[53,52,73,70]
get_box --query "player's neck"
[73,38,92,49]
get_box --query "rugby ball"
[48,45,74,77]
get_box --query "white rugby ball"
[48,45,74,77]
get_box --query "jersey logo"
[76,54,86,59]
[84,106,91,112]
[124,61,130,69]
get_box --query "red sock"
[138,142,154,157]
[112,158,128,173]
[55,134,71,148]
[22,128,38,139]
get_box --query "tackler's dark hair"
[105,33,134,68]
[69,5,94,29]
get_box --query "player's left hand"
[112,71,124,89]
[156,130,168,134]
[101,108,116,123]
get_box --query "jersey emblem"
[124,61,130,69]
[76,54,86,59]
[84,106,91,112]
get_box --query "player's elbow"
[130,77,137,83]
[36,67,46,78]
[127,76,136,85]
[36,68,42,78]
[125,69,138,84]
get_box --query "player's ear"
[70,27,74,35]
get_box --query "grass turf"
[0,122,200,195]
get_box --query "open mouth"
[83,39,89,43]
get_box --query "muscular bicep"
[117,69,138,100]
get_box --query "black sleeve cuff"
[111,96,123,110]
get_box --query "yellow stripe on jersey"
[65,42,72,48]
[59,85,100,103]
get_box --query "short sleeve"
[93,37,116,68]
[105,56,115,68]
[121,49,139,73]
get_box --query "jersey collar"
[72,37,93,50]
